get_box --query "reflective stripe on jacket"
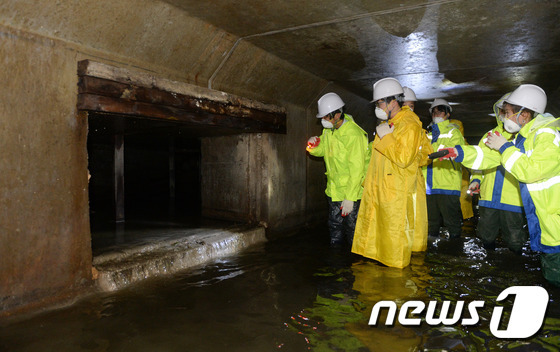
[423,119,465,195]
[455,124,523,213]
[498,114,560,252]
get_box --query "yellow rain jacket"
[496,115,560,252]
[307,114,369,201]
[352,106,432,268]
[454,122,523,214]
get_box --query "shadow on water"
[2,223,560,351]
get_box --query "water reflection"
[2,226,560,351]
[284,233,560,350]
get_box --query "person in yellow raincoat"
[440,84,560,285]
[454,93,527,253]
[423,99,465,238]
[352,78,432,268]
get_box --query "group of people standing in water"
[307,77,560,286]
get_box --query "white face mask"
[375,107,388,120]
[321,119,334,129]
[433,116,445,124]
[503,118,521,133]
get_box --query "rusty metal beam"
[78,94,282,133]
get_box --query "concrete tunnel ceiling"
[163,0,560,140]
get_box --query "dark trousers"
[327,198,360,246]
[541,252,560,286]
[477,206,527,253]
[427,194,462,238]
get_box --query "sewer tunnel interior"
[87,112,242,256]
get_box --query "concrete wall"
[269,99,373,234]
[0,27,92,314]
[201,95,372,238]
[0,0,370,314]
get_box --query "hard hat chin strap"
[386,99,402,120]
[515,109,523,125]
[384,98,394,120]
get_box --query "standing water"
[2,223,560,351]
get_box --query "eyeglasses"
[374,100,386,108]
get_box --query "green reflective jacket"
[308,114,369,201]
[423,119,465,195]
[455,123,523,213]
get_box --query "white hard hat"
[429,98,452,114]
[495,92,512,109]
[316,92,345,118]
[504,84,547,114]
[402,86,418,102]
[372,77,404,102]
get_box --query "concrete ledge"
[93,226,266,291]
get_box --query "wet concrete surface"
[93,224,266,292]
[90,217,249,258]
[2,221,560,351]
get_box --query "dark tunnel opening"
[86,112,239,256]
[87,128,202,225]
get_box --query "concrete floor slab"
[92,225,266,291]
